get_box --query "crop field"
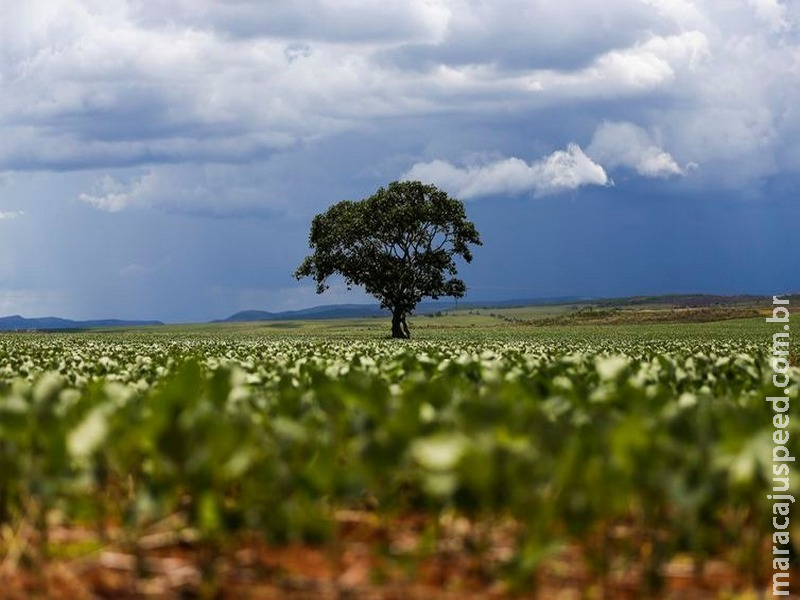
[0,316,797,598]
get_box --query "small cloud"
[404,144,610,199]
[587,121,686,178]
[75,165,289,218]
[119,263,150,277]
[79,173,154,212]
[0,211,24,220]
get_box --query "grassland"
[0,301,797,598]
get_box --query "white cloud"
[746,0,788,32]
[524,31,711,96]
[76,162,312,216]
[0,211,24,220]
[587,121,685,178]
[405,144,610,199]
[79,173,154,212]
[119,263,150,277]
[640,0,709,29]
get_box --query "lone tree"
[294,180,482,338]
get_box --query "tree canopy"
[294,180,482,338]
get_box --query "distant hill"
[0,315,163,332]
[218,297,589,323]
[593,293,774,308]
[217,293,800,324]
[3,293,795,330]
[219,304,388,322]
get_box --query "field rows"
[0,324,797,597]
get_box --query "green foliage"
[0,326,795,591]
[294,181,482,337]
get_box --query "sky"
[1,0,799,323]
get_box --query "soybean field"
[0,317,796,598]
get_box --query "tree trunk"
[391,309,409,339]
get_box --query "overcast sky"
[2,0,799,322]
